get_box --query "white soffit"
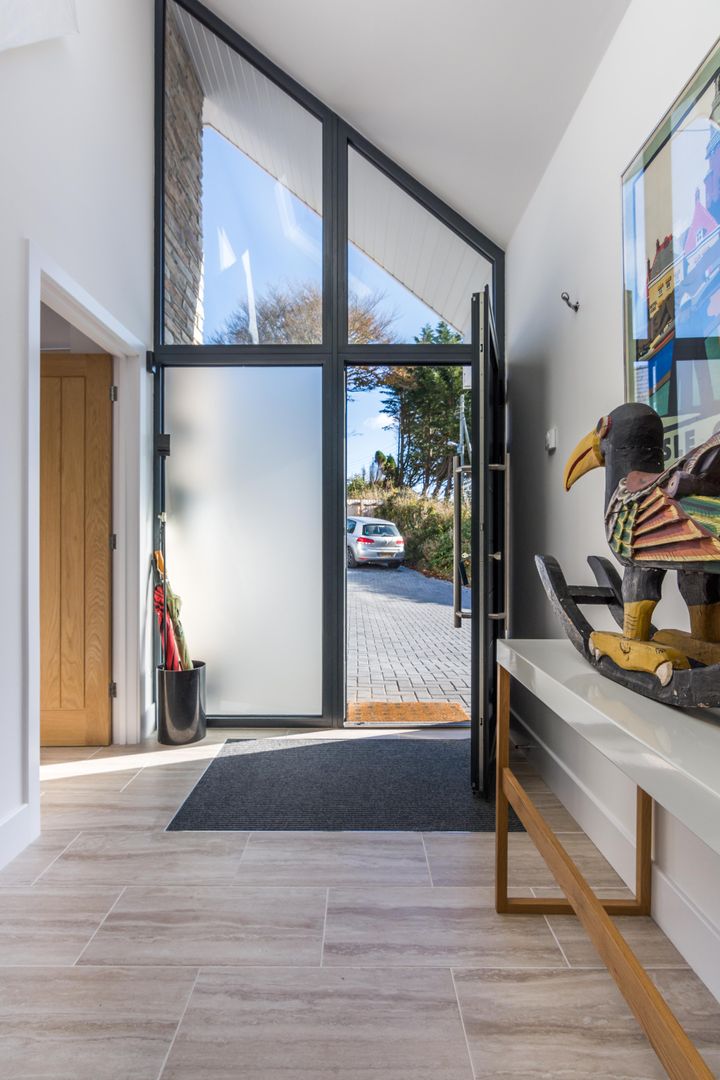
[173,2,490,332]
[349,148,490,337]
[0,0,77,53]
[173,4,323,215]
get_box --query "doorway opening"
[345,362,472,727]
[39,306,114,746]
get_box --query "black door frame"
[151,0,505,727]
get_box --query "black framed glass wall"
[154,0,504,725]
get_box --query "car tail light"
[357,536,374,544]
[396,537,404,544]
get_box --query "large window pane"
[164,2,323,345]
[348,148,492,344]
[164,366,323,716]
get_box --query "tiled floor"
[0,728,718,1078]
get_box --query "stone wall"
[164,11,204,344]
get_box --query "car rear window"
[363,523,399,536]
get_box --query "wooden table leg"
[495,664,510,913]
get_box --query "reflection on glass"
[623,50,720,464]
[165,366,323,716]
[164,1,323,345]
[347,148,492,344]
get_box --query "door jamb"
[27,242,148,764]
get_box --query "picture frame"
[622,38,720,465]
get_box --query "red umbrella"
[154,583,181,671]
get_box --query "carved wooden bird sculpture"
[564,402,720,685]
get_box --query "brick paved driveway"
[346,566,471,712]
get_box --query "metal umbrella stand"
[154,514,206,746]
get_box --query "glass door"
[471,287,507,795]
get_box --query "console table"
[496,638,720,1080]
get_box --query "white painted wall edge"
[29,242,149,748]
[2,240,153,875]
[512,707,720,1002]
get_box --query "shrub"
[374,489,470,582]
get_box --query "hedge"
[374,490,470,582]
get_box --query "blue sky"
[201,127,454,476]
[346,386,397,479]
[201,127,449,345]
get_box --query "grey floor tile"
[80,886,326,967]
[39,830,249,886]
[235,831,431,886]
[0,966,197,1080]
[0,886,121,965]
[423,833,624,889]
[324,886,566,968]
[41,790,180,831]
[453,966,720,1078]
[0,830,79,886]
[162,967,473,1080]
[547,912,688,970]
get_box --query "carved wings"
[606,431,720,566]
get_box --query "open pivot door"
[471,287,507,795]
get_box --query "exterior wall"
[0,0,154,869]
[163,8,204,345]
[506,0,720,1000]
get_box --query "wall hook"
[561,291,579,313]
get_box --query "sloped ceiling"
[204,0,630,247]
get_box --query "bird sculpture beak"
[563,428,605,491]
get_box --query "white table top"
[497,639,720,859]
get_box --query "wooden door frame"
[22,244,149,828]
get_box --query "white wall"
[506,0,720,999]
[0,0,154,869]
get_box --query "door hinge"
[110,533,117,551]
[109,681,118,698]
[109,385,118,402]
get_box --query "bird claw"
[589,631,690,683]
[655,661,674,687]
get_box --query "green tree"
[378,364,464,496]
[414,320,462,345]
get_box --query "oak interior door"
[40,353,113,745]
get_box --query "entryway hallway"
[1,731,719,1079]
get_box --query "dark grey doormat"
[167,737,524,832]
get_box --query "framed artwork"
[623,39,720,465]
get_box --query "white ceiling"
[204,0,630,247]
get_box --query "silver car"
[346,517,405,568]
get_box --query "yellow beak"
[563,429,605,491]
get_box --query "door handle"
[452,456,471,627]
[504,450,511,637]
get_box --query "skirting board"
[0,801,40,874]
[512,706,720,1003]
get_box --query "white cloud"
[363,414,394,431]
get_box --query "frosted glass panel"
[164,366,323,715]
